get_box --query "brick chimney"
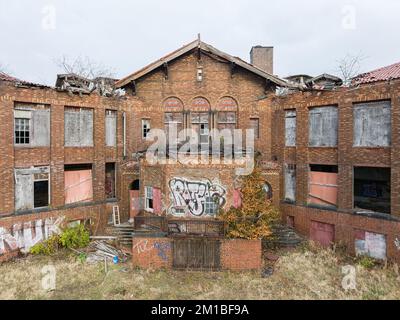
[250,46,274,75]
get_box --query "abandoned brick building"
[1,38,400,263]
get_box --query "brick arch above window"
[191,97,211,112]
[215,96,239,112]
[163,97,184,111]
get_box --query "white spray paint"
[0,216,65,255]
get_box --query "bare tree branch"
[336,53,367,86]
[55,55,116,79]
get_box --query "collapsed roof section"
[115,39,296,90]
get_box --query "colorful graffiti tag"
[169,178,226,217]
[0,216,65,256]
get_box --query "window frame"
[145,186,154,212]
[142,119,151,139]
[14,117,31,146]
[250,118,260,139]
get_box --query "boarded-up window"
[64,165,93,204]
[284,164,296,202]
[353,101,391,147]
[65,107,93,147]
[308,165,338,208]
[354,167,390,214]
[105,110,117,147]
[250,118,260,139]
[355,230,386,260]
[14,104,50,147]
[105,163,116,199]
[309,106,338,147]
[310,221,335,248]
[15,167,49,211]
[218,112,237,133]
[233,189,242,209]
[285,110,296,147]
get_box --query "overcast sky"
[0,0,399,85]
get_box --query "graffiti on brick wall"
[168,178,226,217]
[395,238,400,251]
[132,239,171,261]
[0,216,65,256]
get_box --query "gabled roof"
[308,73,343,85]
[116,39,292,89]
[352,61,400,85]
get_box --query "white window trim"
[145,186,154,212]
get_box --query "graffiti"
[132,239,153,254]
[154,242,171,261]
[169,178,226,217]
[395,238,400,251]
[133,239,171,261]
[0,216,65,256]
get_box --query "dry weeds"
[0,245,399,300]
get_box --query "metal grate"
[168,219,225,238]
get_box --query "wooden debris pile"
[71,240,130,264]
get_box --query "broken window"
[354,167,390,214]
[284,164,296,202]
[191,113,209,144]
[285,110,296,147]
[309,106,338,147]
[15,166,50,211]
[355,230,387,260]
[65,107,93,147]
[353,101,391,147]
[164,112,183,142]
[218,112,236,133]
[105,163,116,199]
[142,119,151,139]
[249,118,260,139]
[64,164,93,204]
[145,186,154,211]
[308,165,338,208]
[105,110,117,147]
[14,104,50,147]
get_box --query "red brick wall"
[131,237,262,271]
[132,237,173,269]
[220,239,262,271]
[282,203,400,261]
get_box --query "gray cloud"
[0,0,399,85]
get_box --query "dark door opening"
[34,180,49,208]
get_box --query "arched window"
[190,97,211,145]
[217,97,238,133]
[164,97,184,142]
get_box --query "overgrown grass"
[1,245,399,300]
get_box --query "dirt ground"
[1,243,400,300]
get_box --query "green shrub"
[357,255,378,269]
[29,235,60,256]
[59,224,90,249]
[30,224,90,256]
